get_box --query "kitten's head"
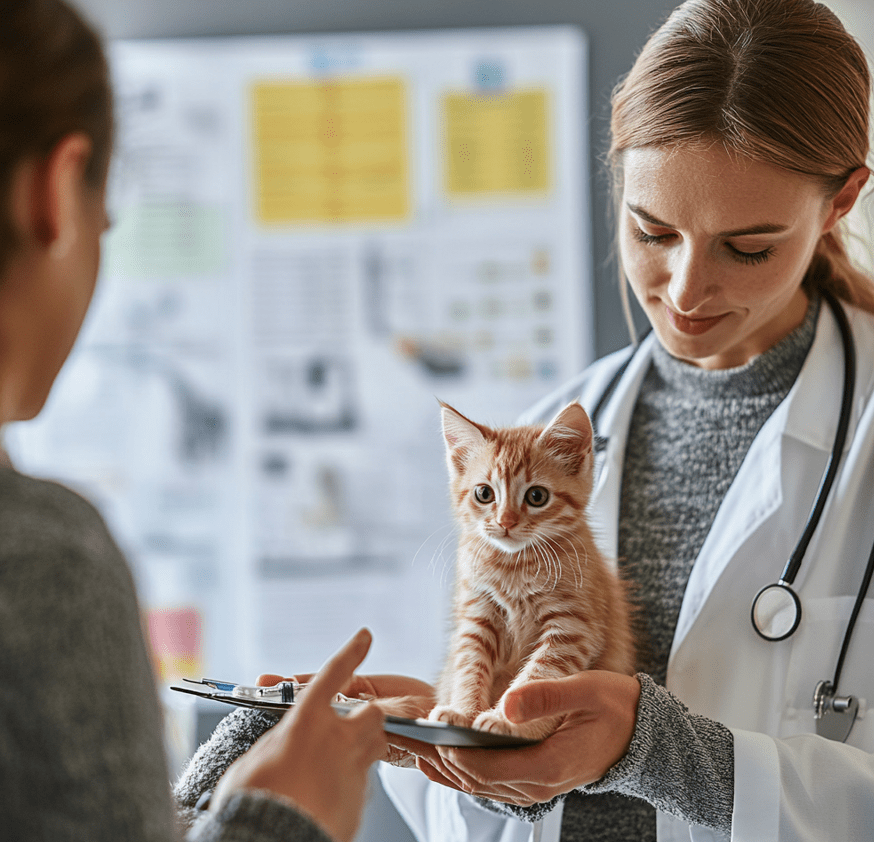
[440,401,594,554]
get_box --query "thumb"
[297,628,373,712]
[504,673,593,723]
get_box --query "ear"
[11,133,93,259]
[538,402,593,473]
[822,166,870,234]
[440,401,488,473]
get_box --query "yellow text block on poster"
[252,76,410,224]
[444,89,551,196]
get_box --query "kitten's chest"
[473,582,549,650]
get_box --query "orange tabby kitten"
[429,401,635,740]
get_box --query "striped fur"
[429,401,636,740]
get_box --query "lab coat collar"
[779,296,862,453]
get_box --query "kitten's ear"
[440,402,487,470]
[538,402,593,473]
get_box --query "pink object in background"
[147,606,203,683]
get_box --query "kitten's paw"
[473,709,557,741]
[428,705,474,728]
[472,709,516,736]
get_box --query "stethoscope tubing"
[777,289,855,587]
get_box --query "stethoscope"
[591,290,874,742]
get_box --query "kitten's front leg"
[429,604,503,728]
[474,633,589,740]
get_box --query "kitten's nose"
[496,509,519,530]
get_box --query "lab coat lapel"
[589,334,658,562]
[669,303,849,661]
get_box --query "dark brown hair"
[609,0,874,318]
[0,0,112,269]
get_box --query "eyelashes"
[631,225,775,265]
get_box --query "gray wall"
[75,0,677,360]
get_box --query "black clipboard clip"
[172,678,540,748]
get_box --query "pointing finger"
[297,628,373,712]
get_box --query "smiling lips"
[665,305,728,335]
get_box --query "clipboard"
[172,679,539,748]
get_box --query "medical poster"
[5,27,592,686]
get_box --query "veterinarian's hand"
[256,668,436,767]
[211,628,388,842]
[411,671,641,806]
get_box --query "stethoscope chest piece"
[813,680,858,743]
[751,582,802,641]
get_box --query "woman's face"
[618,143,840,369]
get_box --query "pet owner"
[0,1,387,839]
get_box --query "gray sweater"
[0,462,330,842]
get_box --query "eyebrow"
[627,204,790,238]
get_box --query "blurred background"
[4,1,872,838]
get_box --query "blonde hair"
[609,0,874,328]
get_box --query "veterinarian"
[0,1,388,839]
[374,0,874,839]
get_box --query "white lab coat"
[381,300,874,841]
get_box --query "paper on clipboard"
[171,681,539,748]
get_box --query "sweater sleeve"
[580,673,734,835]
[174,708,282,829]
[186,792,335,842]
[481,673,734,835]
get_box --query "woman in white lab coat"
[377,0,874,839]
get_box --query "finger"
[441,743,552,785]
[365,675,436,698]
[420,756,537,805]
[346,702,389,762]
[298,628,373,711]
[503,673,593,722]
[256,673,286,687]
[416,757,465,793]
[385,733,439,760]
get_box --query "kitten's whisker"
[532,535,561,590]
[417,523,455,572]
[428,529,459,588]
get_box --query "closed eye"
[632,226,672,246]
[634,225,775,265]
[727,243,774,265]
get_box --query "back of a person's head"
[609,0,874,310]
[0,0,112,272]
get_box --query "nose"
[496,507,520,531]
[666,244,718,314]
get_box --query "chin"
[486,535,529,554]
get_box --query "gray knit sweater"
[0,462,330,842]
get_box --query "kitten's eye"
[525,486,549,507]
[474,485,494,504]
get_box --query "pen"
[231,681,367,709]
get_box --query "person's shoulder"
[0,466,126,592]
[0,466,110,543]
[517,343,638,426]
